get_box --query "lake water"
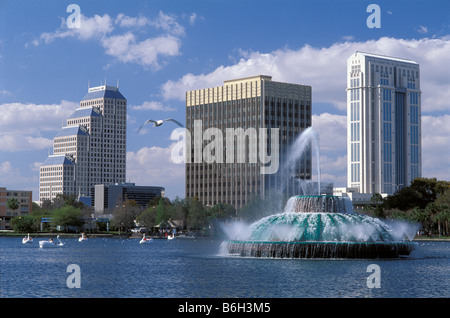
[1,236,449,298]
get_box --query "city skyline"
[1,1,449,202]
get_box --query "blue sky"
[1,0,449,201]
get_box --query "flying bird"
[138,118,184,133]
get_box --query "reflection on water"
[0,237,449,298]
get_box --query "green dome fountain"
[222,128,416,258]
[224,195,415,259]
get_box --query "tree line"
[364,178,450,236]
[9,194,238,235]
[9,177,450,237]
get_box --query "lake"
[0,236,449,298]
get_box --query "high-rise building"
[185,75,312,210]
[347,52,421,195]
[39,84,127,203]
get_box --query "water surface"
[1,237,448,298]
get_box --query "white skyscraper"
[39,84,127,203]
[347,52,421,195]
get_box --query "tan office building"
[185,75,312,210]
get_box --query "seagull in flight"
[138,118,184,133]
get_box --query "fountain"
[221,128,416,259]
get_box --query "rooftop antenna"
[117,79,119,89]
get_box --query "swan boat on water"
[22,234,33,244]
[78,233,87,242]
[139,235,152,244]
[39,235,64,248]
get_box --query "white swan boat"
[139,235,152,244]
[39,235,64,248]
[22,234,33,244]
[167,234,175,240]
[78,233,87,242]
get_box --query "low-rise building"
[92,183,165,212]
[0,187,32,229]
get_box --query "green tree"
[6,198,19,214]
[55,193,85,209]
[111,199,141,234]
[187,196,207,230]
[385,178,450,211]
[389,209,410,221]
[371,193,385,218]
[434,189,450,236]
[136,208,156,230]
[155,198,169,225]
[11,215,37,233]
[211,202,236,221]
[51,206,83,231]
[168,197,190,229]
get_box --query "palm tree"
[7,198,19,214]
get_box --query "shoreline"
[1,231,449,241]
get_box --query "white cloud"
[310,113,450,185]
[161,36,450,113]
[421,114,450,181]
[115,13,150,28]
[38,14,114,44]
[311,113,347,186]
[0,100,77,152]
[131,101,176,111]
[0,161,37,194]
[149,11,185,36]
[312,113,347,153]
[33,12,185,69]
[160,36,450,184]
[102,34,181,68]
[127,144,185,199]
[189,13,198,25]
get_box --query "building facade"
[185,75,312,210]
[0,187,32,229]
[347,52,421,195]
[92,183,165,212]
[39,84,127,203]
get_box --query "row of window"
[407,82,416,89]
[350,88,360,101]
[350,102,360,122]
[410,92,419,105]
[350,163,360,183]
[350,122,360,142]
[349,78,360,88]
[350,143,360,162]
